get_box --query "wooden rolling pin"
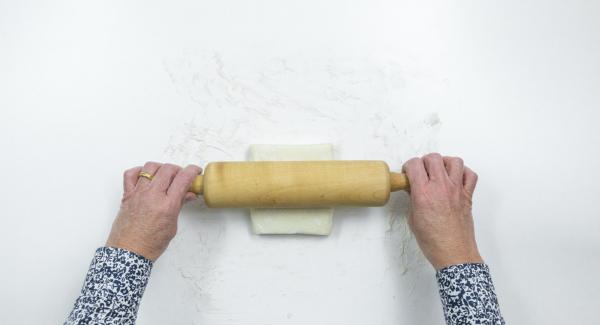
[189,160,409,208]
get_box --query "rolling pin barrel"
[189,160,409,208]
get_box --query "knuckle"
[163,163,178,169]
[124,167,139,176]
[123,169,133,178]
[412,157,423,164]
[466,167,478,178]
[406,157,421,166]
[403,158,421,172]
[423,152,442,161]
[181,172,196,182]
[144,161,161,169]
[188,165,202,174]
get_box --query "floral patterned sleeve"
[64,247,153,325]
[436,263,505,325]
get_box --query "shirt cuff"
[84,247,153,303]
[66,247,153,324]
[436,263,505,325]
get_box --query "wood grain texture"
[189,160,409,208]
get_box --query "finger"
[463,166,478,195]
[443,156,464,185]
[136,162,162,190]
[422,153,447,181]
[151,163,182,193]
[184,192,198,203]
[123,166,142,194]
[168,165,202,201]
[402,157,428,190]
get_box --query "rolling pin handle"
[390,172,410,192]
[190,175,204,195]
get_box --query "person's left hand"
[106,162,201,261]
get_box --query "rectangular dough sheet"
[249,144,334,235]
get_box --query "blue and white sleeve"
[437,263,505,325]
[64,247,153,325]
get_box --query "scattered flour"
[160,50,445,319]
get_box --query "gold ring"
[138,171,154,181]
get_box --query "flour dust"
[161,50,445,312]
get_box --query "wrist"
[106,237,160,261]
[431,250,483,270]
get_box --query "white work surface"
[1,1,599,324]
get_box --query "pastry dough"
[249,144,334,235]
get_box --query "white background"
[1,1,599,324]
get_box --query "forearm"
[437,263,505,325]
[65,247,153,325]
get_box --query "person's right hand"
[106,162,201,261]
[402,153,483,270]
